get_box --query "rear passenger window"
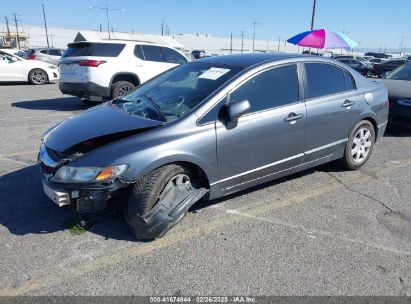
[162,47,187,64]
[93,43,125,57]
[40,50,48,54]
[48,49,61,56]
[305,63,346,99]
[230,64,299,113]
[344,70,356,91]
[134,45,144,60]
[141,45,164,62]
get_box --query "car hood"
[380,79,411,100]
[44,104,164,153]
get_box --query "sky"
[2,0,410,49]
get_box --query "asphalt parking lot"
[0,82,410,296]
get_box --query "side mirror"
[227,99,250,122]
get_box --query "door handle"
[342,100,356,107]
[284,113,304,122]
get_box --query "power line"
[42,4,50,48]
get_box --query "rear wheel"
[111,81,136,98]
[28,69,48,85]
[340,120,375,170]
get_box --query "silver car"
[39,53,389,240]
[27,48,63,66]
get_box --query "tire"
[340,120,375,170]
[28,69,48,85]
[111,81,136,98]
[125,164,192,238]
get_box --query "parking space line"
[0,150,38,159]
[224,209,411,256]
[0,113,76,122]
[0,158,410,296]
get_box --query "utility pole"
[42,4,50,48]
[89,4,125,40]
[310,0,317,30]
[252,19,263,53]
[99,24,102,32]
[13,13,21,50]
[50,33,54,47]
[277,36,281,52]
[240,31,245,53]
[161,19,165,36]
[5,16,11,39]
[230,33,233,54]
[399,34,405,56]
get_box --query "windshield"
[0,51,22,61]
[385,63,411,81]
[112,62,243,122]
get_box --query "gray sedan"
[39,53,389,240]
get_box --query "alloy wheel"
[351,127,372,163]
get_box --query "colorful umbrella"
[287,28,357,49]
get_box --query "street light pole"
[252,19,263,53]
[310,0,316,30]
[89,3,125,40]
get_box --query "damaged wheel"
[125,164,207,240]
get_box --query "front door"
[215,64,306,194]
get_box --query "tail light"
[27,54,36,60]
[77,60,106,67]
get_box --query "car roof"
[68,40,170,48]
[198,53,312,68]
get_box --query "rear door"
[47,49,62,66]
[215,64,306,194]
[137,45,185,83]
[303,62,363,162]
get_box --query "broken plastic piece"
[127,186,209,240]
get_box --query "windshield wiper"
[142,94,167,122]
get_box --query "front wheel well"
[172,161,210,189]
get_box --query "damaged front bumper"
[41,167,129,225]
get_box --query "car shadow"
[0,165,135,241]
[12,97,91,112]
[384,123,411,137]
[0,82,58,86]
[0,161,354,241]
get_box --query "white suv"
[59,40,189,101]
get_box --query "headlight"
[48,65,57,69]
[52,164,128,183]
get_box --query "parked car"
[369,58,387,64]
[362,56,375,61]
[191,50,206,59]
[380,63,411,124]
[373,59,407,77]
[59,41,189,102]
[0,49,59,84]
[364,52,392,59]
[406,56,411,61]
[336,58,373,76]
[27,48,64,66]
[39,53,388,240]
[333,55,369,62]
